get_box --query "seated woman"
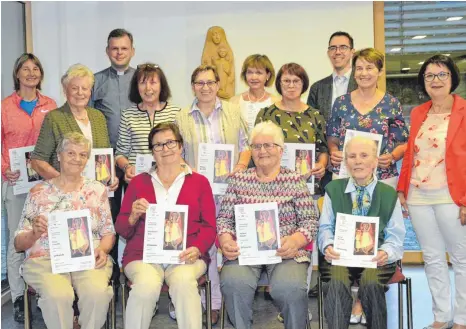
[115,122,216,329]
[318,136,406,329]
[217,121,319,329]
[14,132,116,329]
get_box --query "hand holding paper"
[129,198,149,225]
[372,250,388,266]
[310,162,325,179]
[324,245,340,262]
[5,168,20,184]
[276,236,299,259]
[220,239,240,261]
[32,215,48,239]
[330,150,344,167]
[94,247,107,269]
[179,246,201,263]
[108,175,119,192]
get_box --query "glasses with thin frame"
[152,140,179,152]
[423,72,450,82]
[327,45,351,53]
[193,80,218,88]
[250,143,281,151]
[280,79,302,87]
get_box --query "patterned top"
[15,178,115,261]
[327,93,408,180]
[115,103,181,165]
[217,167,319,263]
[255,104,328,154]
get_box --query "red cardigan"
[115,171,217,268]
[397,94,466,207]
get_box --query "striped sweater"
[115,102,181,165]
[217,167,319,262]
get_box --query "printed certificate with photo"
[332,213,379,269]
[9,146,43,195]
[234,202,282,266]
[339,130,383,178]
[135,153,155,175]
[197,143,235,195]
[143,204,188,265]
[281,143,315,194]
[82,148,115,197]
[48,209,95,274]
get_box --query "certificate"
[48,209,95,274]
[332,213,379,269]
[234,202,282,266]
[9,146,43,195]
[143,204,188,265]
[281,143,315,194]
[135,153,155,175]
[197,143,235,195]
[339,130,383,178]
[82,148,115,197]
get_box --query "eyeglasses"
[280,79,302,87]
[152,140,179,152]
[423,72,450,82]
[250,143,281,151]
[327,45,351,53]
[137,63,159,70]
[193,80,217,88]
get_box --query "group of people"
[1,26,465,329]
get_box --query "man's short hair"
[328,31,354,49]
[107,28,134,47]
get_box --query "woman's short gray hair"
[61,64,95,89]
[250,121,284,147]
[57,132,91,158]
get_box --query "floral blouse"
[326,93,408,180]
[15,178,115,261]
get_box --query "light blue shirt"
[331,69,352,109]
[318,177,406,264]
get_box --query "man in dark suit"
[307,31,357,298]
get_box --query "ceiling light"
[412,35,427,39]
[446,16,463,21]
[443,54,451,56]
[418,62,424,65]
[401,67,411,71]
[390,48,402,52]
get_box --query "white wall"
[1,1,26,99]
[32,1,374,107]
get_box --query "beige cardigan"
[175,100,249,169]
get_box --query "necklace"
[248,90,267,103]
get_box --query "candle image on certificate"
[213,150,232,183]
[255,210,278,251]
[95,154,112,186]
[294,149,313,181]
[68,217,92,258]
[163,211,185,251]
[354,222,376,256]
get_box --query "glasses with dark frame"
[423,72,450,82]
[152,140,179,152]
[327,45,351,53]
[250,143,281,151]
[193,80,218,88]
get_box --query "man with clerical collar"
[90,28,136,291]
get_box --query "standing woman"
[398,55,466,329]
[175,64,250,324]
[1,53,57,322]
[229,54,280,131]
[115,63,180,184]
[255,63,328,187]
[327,48,408,189]
[30,63,117,191]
